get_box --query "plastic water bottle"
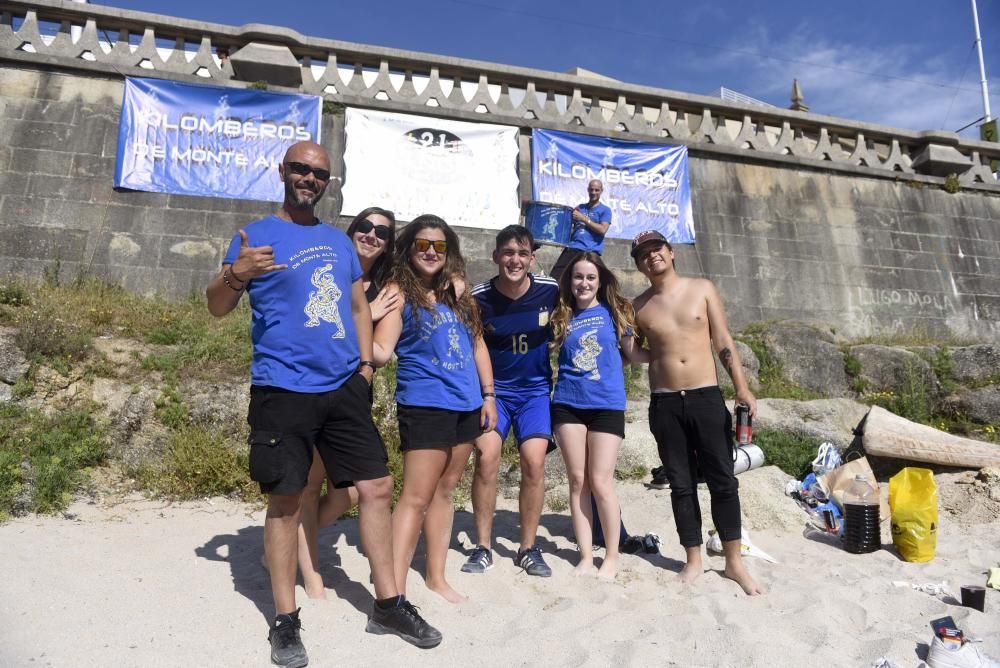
[842,474,880,554]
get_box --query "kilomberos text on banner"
[341,108,520,229]
[531,129,694,244]
[115,77,322,201]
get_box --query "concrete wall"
[1,66,998,340]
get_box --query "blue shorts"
[494,391,552,449]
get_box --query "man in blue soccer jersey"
[549,179,613,280]
[465,226,559,577]
[207,142,441,666]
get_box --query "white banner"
[341,108,520,230]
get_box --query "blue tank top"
[394,302,482,411]
[552,302,626,410]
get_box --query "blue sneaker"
[516,546,552,577]
[460,545,493,574]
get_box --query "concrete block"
[0,196,48,226]
[43,200,112,231]
[911,143,972,177]
[158,236,220,271]
[5,120,77,152]
[166,193,245,213]
[11,147,73,176]
[70,153,114,179]
[28,175,100,202]
[101,204,164,234]
[230,42,303,88]
[974,295,1000,320]
[160,208,208,237]
[0,173,30,197]
[887,231,922,252]
[877,248,940,272]
[15,98,80,125]
[0,69,39,99]
[88,231,161,268]
[0,224,88,261]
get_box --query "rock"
[943,385,1000,425]
[849,344,940,398]
[979,467,1000,484]
[754,398,870,449]
[761,322,849,397]
[734,465,806,532]
[0,326,29,385]
[715,340,760,392]
[182,380,250,433]
[950,345,1000,386]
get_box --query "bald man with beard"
[207,142,441,666]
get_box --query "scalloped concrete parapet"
[2,0,998,190]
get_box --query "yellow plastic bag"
[889,467,937,563]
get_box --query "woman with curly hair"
[550,251,640,580]
[374,214,497,603]
[296,206,400,599]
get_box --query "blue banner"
[115,77,322,201]
[531,129,695,244]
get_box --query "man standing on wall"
[464,226,558,577]
[629,230,763,596]
[206,141,442,667]
[549,179,612,280]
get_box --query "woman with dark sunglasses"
[373,214,497,604]
[296,206,400,600]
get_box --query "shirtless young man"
[629,230,763,596]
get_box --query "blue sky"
[99,0,999,139]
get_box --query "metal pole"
[971,0,992,122]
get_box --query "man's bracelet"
[222,269,245,292]
[482,392,496,399]
[229,266,248,283]
[358,360,376,371]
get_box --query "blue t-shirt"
[223,215,362,393]
[569,201,612,253]
[394,302,482,411]
[472,273,558,398]
[552,302,626,410]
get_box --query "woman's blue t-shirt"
[552,302,626,410]
[223,216,362,393]
[394,302,482,412]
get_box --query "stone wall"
[1,56,999,340]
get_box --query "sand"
[1,467,998,667]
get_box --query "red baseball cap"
[630,229,670,259]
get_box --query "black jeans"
[649,387,740,547]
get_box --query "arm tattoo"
[719,347,734,371]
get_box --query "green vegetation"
[137,426,257,500]
[754,428,816,478]
[738,332,821,401]
[0,403,108,519]
[859,360,932,424]
[942,173,961,194]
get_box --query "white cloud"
[702,24,999,139]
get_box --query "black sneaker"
[516,546,553,577]
[366,599,443,649]
[620,535,644,554]
[460,545,493,574]
[649,466,669,489]
[268,609,308,668]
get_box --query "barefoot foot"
[302,575,327,600]
[426,579,468,604]
[724,561,763,596]
[596,560,618,581]
[572,560,595,577]
[678,562,704,584]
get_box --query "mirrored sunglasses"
[413,238,448,254]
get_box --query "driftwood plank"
[863,406,1000,469]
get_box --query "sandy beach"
[1,468,998,668]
